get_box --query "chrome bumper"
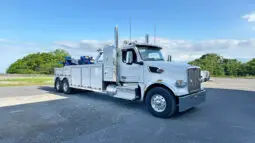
[178,90,206,112]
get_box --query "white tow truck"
[54,26,206,118]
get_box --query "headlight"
[175,80,187,88]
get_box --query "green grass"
[0,76,54,87]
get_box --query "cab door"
[119,49,143,83]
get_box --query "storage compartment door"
[71,67,82,87]
[81,67,90,88]
[90,66,103,90]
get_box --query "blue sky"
[0,0,255,73]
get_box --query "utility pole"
[154,24,156,44]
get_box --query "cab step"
[114,85,140,100]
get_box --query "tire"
[145,87,177,118]
[55,78,62,92]
[62,79,72,94]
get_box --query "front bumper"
[178,90,206,112]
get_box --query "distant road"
[204,77,255,91]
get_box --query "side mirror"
[136,61,144,65]
[126,51,133,64]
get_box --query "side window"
[122,50,127,63]
[132,50,137,62]
[122,49,137,63]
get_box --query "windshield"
[137,46,164,61]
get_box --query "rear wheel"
[145,87,177,118]
[55,78,62,92]
[63,79,72,94]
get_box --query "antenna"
[154,24,156,44]
[129,16,132,42]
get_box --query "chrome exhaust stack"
[114,26,120,84]
[114,26,119,49]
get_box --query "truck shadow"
[37,86,205,118]
[38,86,147,113]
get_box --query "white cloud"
[156,38,255,61]
[242,11,255,31]
[242,12,255,22]
[54,37,255,62]
[54,40,112,59]
[54,41,79,49]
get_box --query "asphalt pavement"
[0,80,255,143]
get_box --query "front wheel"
[63,79,73,94]
[145,87,177,118]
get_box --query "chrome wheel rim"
[63,82,68,92]
[151,94,166,112]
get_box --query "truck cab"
[114,43,206,117]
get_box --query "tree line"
[189,53,255,76]
[7,49,69,74]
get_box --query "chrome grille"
[187,68,201,93]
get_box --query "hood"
[144,61,193,71]
[144,61,198,81]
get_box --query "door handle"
[121,76,127,79]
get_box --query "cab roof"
[122,42,162,50]
[135,43,162,49]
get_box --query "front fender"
[143,80,189,100]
